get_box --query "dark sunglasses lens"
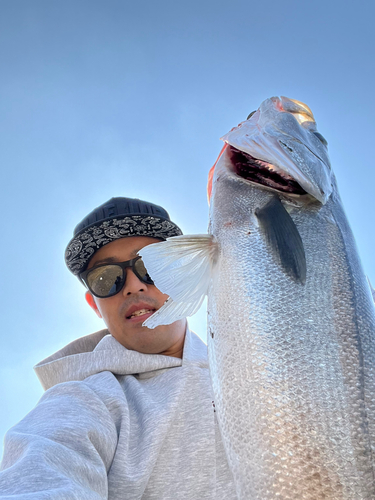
[134,258,154,284]
[87,265,124,297]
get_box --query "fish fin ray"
[256,197,306,284]
[143,296,206,328]
[139,235,218,327]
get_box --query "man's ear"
[85,291,102,318]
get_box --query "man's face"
[85,236,186,357]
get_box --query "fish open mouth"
[228,145,307,195]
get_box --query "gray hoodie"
[0,327,237,499]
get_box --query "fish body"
[141,97,375,499]
[208,149,375,499]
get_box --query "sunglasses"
[79,256,154,298]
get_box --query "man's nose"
[121,269,148,296]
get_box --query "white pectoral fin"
[139,235,218,328]
[141,297,206,328]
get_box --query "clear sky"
[1,0,374,454]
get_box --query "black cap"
[65,197,183,275]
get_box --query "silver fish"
[140,96,375,499]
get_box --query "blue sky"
[1,0,374,454]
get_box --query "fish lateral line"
[255,196,307,285]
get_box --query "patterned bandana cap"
[65,197,183,276]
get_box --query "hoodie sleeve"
[0,380,118,499]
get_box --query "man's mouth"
[127,308,156,319]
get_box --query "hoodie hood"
[34,327,206,391]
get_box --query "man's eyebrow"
[90,250,141,268]
[91,257,119,267]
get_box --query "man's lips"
[125,302,157,320]
[127,311,155,323]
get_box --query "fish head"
[208,96,333,205]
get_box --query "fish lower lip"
[228,146,307,195]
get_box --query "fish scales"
[140,97,375,499]
[208,150,375,499]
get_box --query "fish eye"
[313,131,328,147]
[247,110,256,120]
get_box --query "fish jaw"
[220,96,333,204]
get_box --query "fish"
[140,96,375,499]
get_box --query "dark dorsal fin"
[255,197,306,284]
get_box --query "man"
[0,197,236,499]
